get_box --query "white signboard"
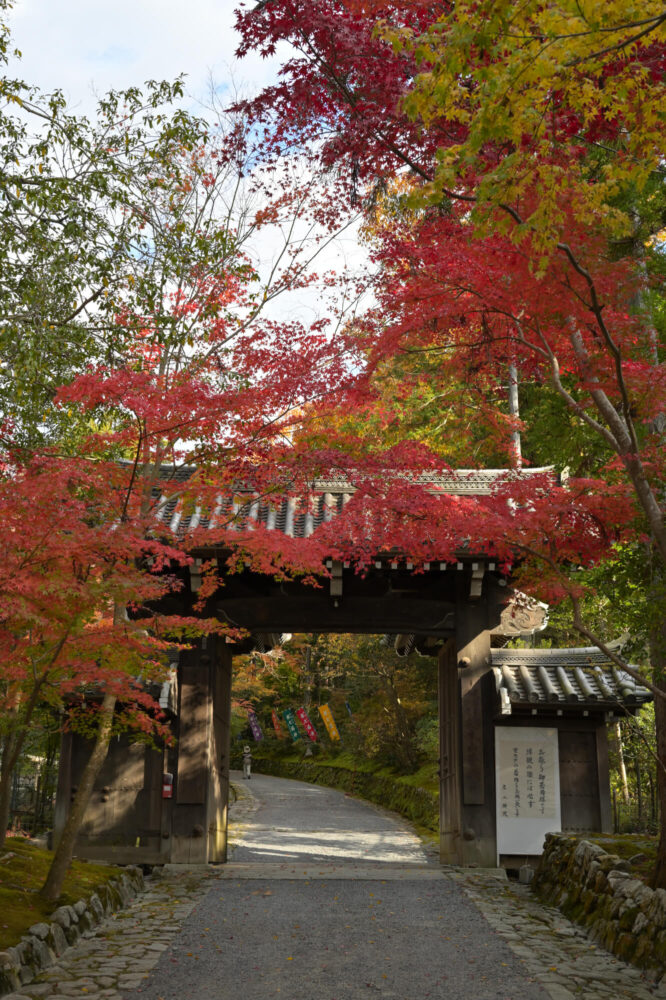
[495,727,561,859]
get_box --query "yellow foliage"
[379,1,666,253]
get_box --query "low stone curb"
[534,833,666,984]
[0,867,144,997]
[228,779,260,825]
[453,868,666,1000]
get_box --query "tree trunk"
[304,645,313,757]
[650,613,666,889]
[636,760,643,827]
[0,735,17,847]
[508,362,522,469]
[39,692,116,902]
[614,722,630,805]
[0,666,58,849]
[382,671,417,771]
[0,690,44,847]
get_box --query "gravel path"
[227,770,435,866]
[6,773,665,1000]
[125,772,547,1000]
[132,875,547,1000]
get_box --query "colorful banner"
[271,709,285,739]
[283,707,301,742]
[247,709,263,742]
[318,703,340,741]
[296,707,318,742]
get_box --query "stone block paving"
[2,867,221,1000]
[2,779,664,1000]
[449,868,666,1000]
[3,864,666,1000]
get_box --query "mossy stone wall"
[534,833,666,980]
[0,868,144,997]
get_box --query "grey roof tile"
[491,647,651,708]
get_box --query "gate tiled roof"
[492,647,651,710]
[155,466,556,539]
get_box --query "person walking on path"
[242,744,252,779]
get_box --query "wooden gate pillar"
[438,640,461,863]
[170,637,232,863]
[210,641,233,861]
[456,597,497,868]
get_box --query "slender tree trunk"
[0,678,47,848]
[650,611,666,888]
[35,735,58,834]
[382,671,417,771]
[304,645,313,757]
[40,692,116,901]
[0,735,17,846]
[614,722,631,805]
[508,362,522,469]
[636,760,643,828]
[0,643,67,849]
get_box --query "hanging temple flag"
[318,704,340,742]
[283,708,301,742]
[271,709,285,739]
[296,707,318,742]
[247,709,263,742]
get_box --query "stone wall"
[0,867,144,996]
[534,833,666,981]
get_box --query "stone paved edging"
[12,863,664,1000]
[534,834,666,982]
[3,790,665,1000]
[227,779,259,829]
[0,869,145,997]
[0,785,249,1000]
[1,866,220,1000]
[451,867,666,1000]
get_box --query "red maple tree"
[234,0,666,881]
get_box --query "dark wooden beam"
[215,595,456,636]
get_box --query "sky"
[6,0,368,326]
[7,0,280,111]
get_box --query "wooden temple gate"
[54,471,651,868]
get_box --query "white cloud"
[7,0,283,110]
[6,0,372,329]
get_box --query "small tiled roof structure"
[155,466,555,540]
[492,647,652,714]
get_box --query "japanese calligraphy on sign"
[247,709,263,742]
[495,727,561,858]
[296,707,318,742]
[497,737,556,819]
[271,709,285,739]
[318,703,340,741]
[282,708,301,742]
